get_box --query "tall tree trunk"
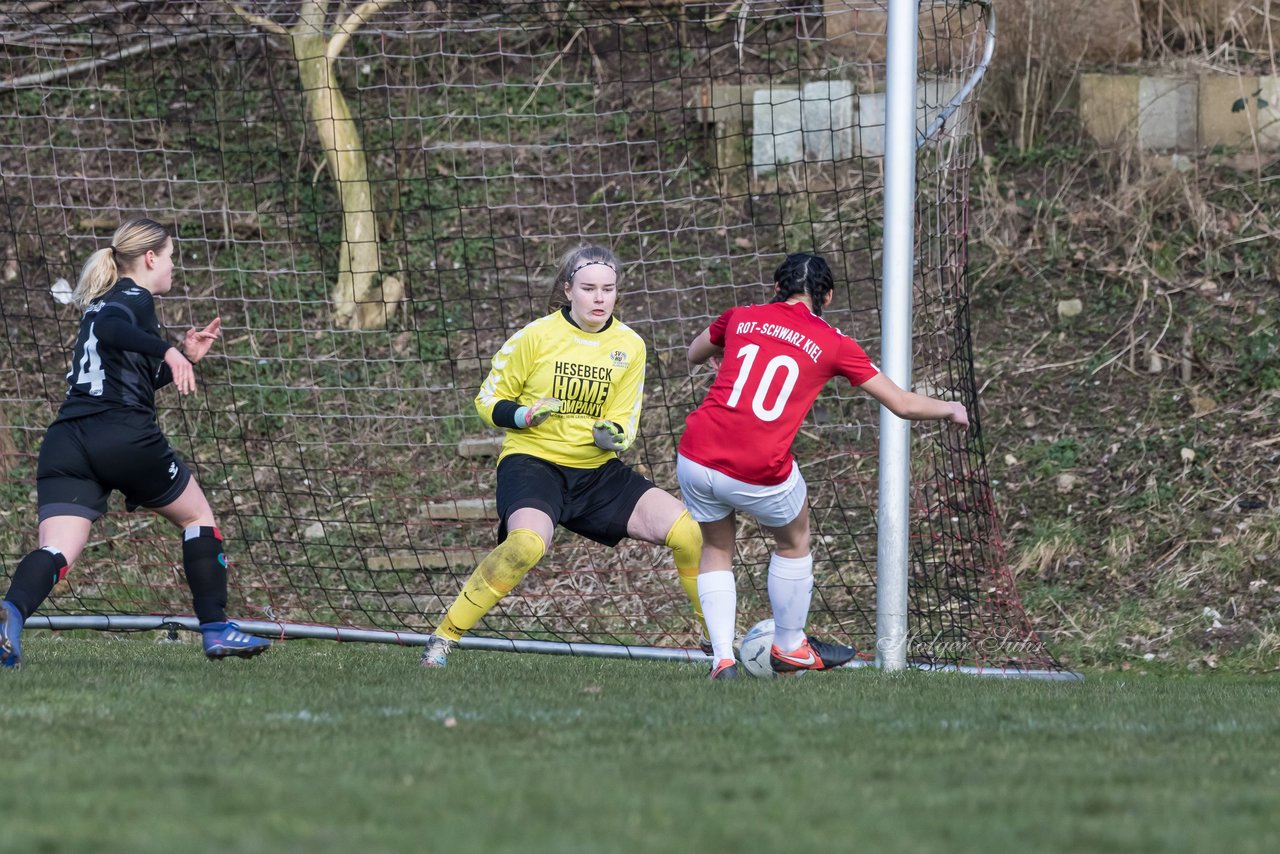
[289,1,402,328]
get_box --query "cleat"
[697,633,714,656]
[420,634,454,668]
[708,658,739,681]
[1,601,23,669]
[201,621,271,660]
[770,636,857,673]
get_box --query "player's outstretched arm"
[92,310,197,394]
[687,327,724,365]
[181,317,221,364]
[859,373,968,428]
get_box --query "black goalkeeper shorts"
[495,453,656,547]
[36,410,192,521]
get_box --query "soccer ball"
[737,618,776,679]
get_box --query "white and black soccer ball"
[737,618,776,679]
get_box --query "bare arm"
[181,317,221,364]
[687,327,724,365]
[859,373,968,428]
[159,317,221,395]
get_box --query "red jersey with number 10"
[679,300,879,485]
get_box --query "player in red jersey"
[677,253,968,679]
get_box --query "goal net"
[0,0,1059,672]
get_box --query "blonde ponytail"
[72,247,119,308]
[73,217,170,309]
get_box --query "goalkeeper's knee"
[664,510,702,575]
[479,528,546,594]
[437,528,547,641]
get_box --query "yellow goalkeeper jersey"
[475,308,647,468]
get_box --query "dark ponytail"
[770,252,834,316]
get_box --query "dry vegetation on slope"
[969,140,1280,671]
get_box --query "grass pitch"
[1,633,1277,853]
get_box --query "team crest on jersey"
[610,350,628,368]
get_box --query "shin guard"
[183,526,228,625]
[436,528,545,641]
[4,547,68,620]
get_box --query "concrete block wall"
[815,2,1280,154]
[1080,73,1280,152]
[1199,76,1280,149]
[698,79,968,177]
[751,82,857,173]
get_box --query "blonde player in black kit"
[0,218,269,669]
[420,244,707,667]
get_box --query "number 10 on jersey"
[725,344,799,422]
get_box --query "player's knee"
[771,510,811,554]
[479,527,545,593]
[664,510,702,573]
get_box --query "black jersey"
[54,278,175,423]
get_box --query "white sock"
[696,570,737,662]
[768,552,813,653]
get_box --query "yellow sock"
[435,528,545,641]
[665,510,707,635]
[678,569,706,635]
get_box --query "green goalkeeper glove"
[592,420,630,451]
[514,397,561,428]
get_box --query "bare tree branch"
[518,25,584,114]
[4,0,154,37]
[0,31,213,90]
[326,0,400,61]
[0,2,69,24]
[229,1,289,36]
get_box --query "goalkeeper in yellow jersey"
[420,244,708,667]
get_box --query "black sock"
[183,526,228,625]
[4,547,68,620]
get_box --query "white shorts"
[676,453,807,528]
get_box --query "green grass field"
[2,633,1277,854]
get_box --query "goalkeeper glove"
[514,397,561,428]
[592,420,630,451]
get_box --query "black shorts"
[495,453,656,547]
[36,410,192,522]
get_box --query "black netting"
[0,0,1057,671]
